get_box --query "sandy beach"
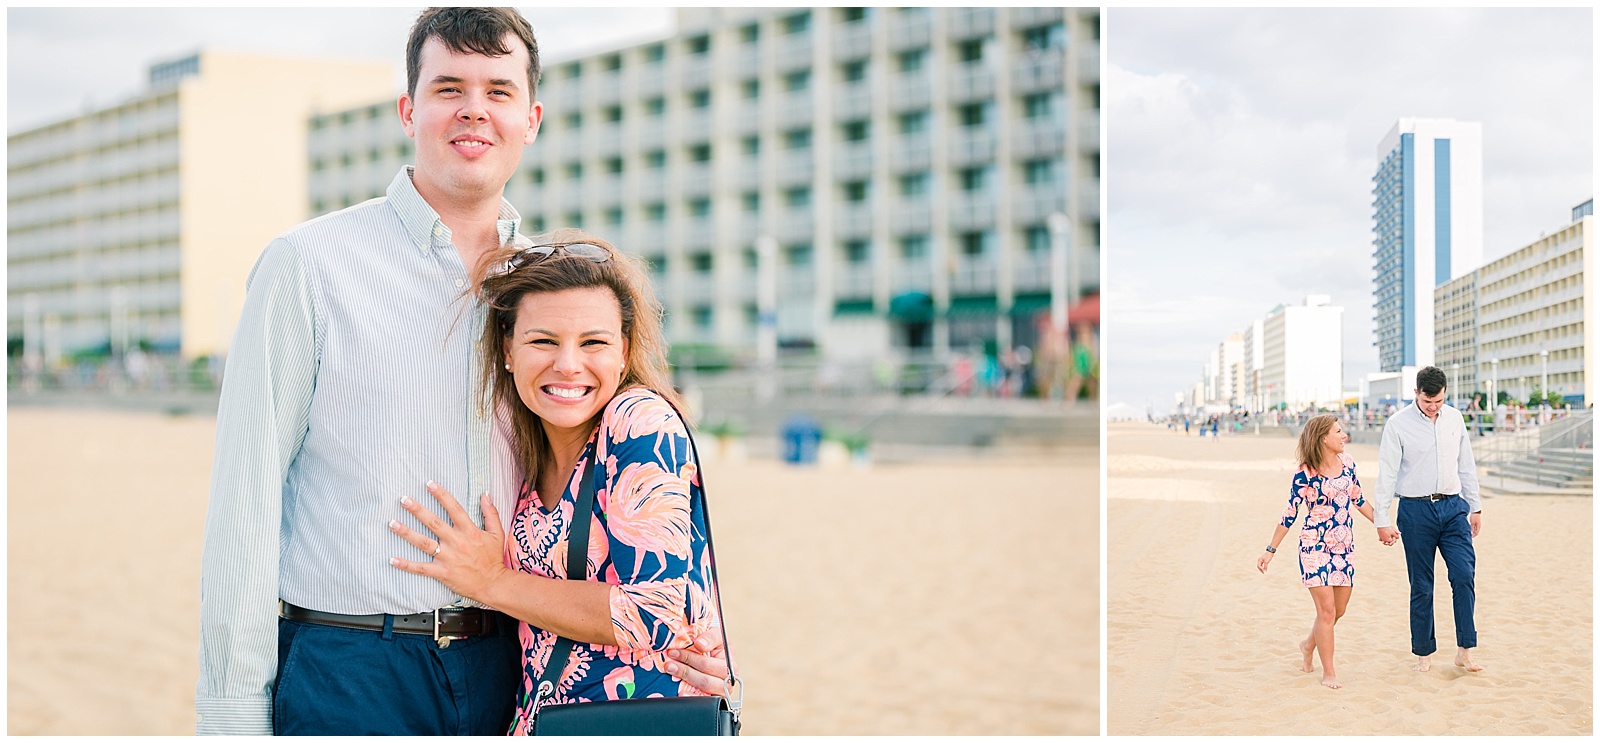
[1107,422,1592,735]
[7,406,1099,735]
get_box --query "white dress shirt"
[1371,401,1482,528]
[195,167,523,734]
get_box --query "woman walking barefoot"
[1257,415,1375,689]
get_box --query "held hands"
[389,481,510,604]
[1376,526,1400,546]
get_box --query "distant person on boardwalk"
[1372,365,1484,673]
[1257,414,1375,689]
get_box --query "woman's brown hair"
[1296,413,1340,474]
[475,228,685,485]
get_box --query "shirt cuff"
[196,696,272,735]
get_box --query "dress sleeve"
[598,391,698,653]
[1345,454,1365,507]
[1281,470,1308,529]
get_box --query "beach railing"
[1475,410,1593,492]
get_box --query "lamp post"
[1450,362,1459,409]
[1540,348,1550,422]
[1488,357,1499,409]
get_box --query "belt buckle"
[433,608,469,648]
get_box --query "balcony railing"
[834,83,872,120]
[888,12,932,50]
[832,19,872,61]
[948,65,995,102]
[948,130,996,166]
[834,204,873,237]
[947,8,996,38]
[1013,48,1065,93]
[834,264,874,298]
[833,142,873,179]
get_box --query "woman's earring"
[504,363,512,372]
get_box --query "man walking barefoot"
[1371,366,1484,673]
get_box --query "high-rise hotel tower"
[1370,118,1483,372]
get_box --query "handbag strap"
[531,393,740,718]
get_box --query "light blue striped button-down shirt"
[1371,402,1483,528]
[195,167,524,735]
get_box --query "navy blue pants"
[1396,496,1477,656]
[273,614,521,735]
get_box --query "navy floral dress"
[1280,453,1365,587]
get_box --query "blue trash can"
[781,413,823,465]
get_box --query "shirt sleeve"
[1281,471,1307,529]
[599,393,699,653]
[195,239,319,735]
[1458,423,1482,514]
[1372,419,1403,528]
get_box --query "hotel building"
[8,51,393,361]
[1370,118,1483,372]
[1259,295,1344,410]
[308,7,1100,361]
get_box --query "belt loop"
[382,614,395,641]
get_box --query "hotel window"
[1022,92,1054,120]
[1025,225,1051,253]
[740,23,760,43]
[785,243,813,265]
[565,112,583,129]
[529,215,546,232]
[1023,159,1056,186]
[1021,23,1066,51]
[605,207,624,226]
[644,97,666,116]
[897,48,926,73]
[841,60,867,83]
[565,211,584,228]
[688,143,712,162]
[957,166,989,192]
[842,181,869,202]
[566,162,584,180]
[692,306,713,330]
[645,203,667,222]
[843,239,871,263]
[897,110,929,134]
[742,136,761,156]
[643,44,665,64]
[957,102,988,128]
[784,128,812,150]
[956,39,985,64]
[959,231,988,257]
[900,235,928,260]
[602,105,623,123]
[645,150,667,169]
[686,35,711,55]
[599,54,621,71]
[742,192,761,212]
[689,89,712,108]
[841,120,870,142]
[742,79,761,99]
[783,186,811,208]
[839,7,867,23]
[781,11,811,35]
[604,157,624,175]
[691,252,714,272]
[688,198,712,217]
[898,172,929,197]
[783,69,811,92]
[564,62,582,79]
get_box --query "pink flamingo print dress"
[506,388,725,735]
[1280,452,1366,587]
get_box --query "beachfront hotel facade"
[1430,202,1592,407]
[1185,296,1342,413]
[1370,118,1484,373]
[6,51,392,362]
[308,7,1100,361]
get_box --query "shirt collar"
[386,166,523,257]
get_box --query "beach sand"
[7,406,1099,735]
[1107,422,1592,735]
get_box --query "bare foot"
[1454,648,1483,672]
[1412,655,1431,672]
[1298,639,1316,673]
[1320,675,1341,689]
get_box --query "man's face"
[399,35,542,206]
[1416,388,1446,420]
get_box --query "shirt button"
[455,278,465,288]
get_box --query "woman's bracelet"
[1264,545,1277,554]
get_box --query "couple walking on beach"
[1257,365,1483,689]
[195,8,735,735]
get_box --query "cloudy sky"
[1104,7,1594,416]
[7,7,674,134]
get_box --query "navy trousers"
[1395,496,1477,656]
[273,614,522,735]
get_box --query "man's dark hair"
[406,7,540,101]
[1416,366,1447,396]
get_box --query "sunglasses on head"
[493,241,611,276]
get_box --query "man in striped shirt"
[196,8,726,735]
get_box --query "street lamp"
[1488,357,1499,408]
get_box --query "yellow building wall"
[179,51,395,359]
[1583,216,1594,407]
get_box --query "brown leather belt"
[1400,493,1458,502]
[280,601,500,647]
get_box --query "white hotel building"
[308,7,1100,361]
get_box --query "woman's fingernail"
[426,480,438,489]
[401,495,414,506]
[388,520,400,530]
[389,557,399,566]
